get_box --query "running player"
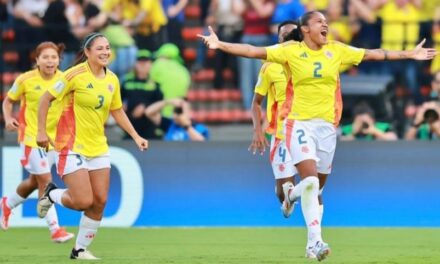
[36,33,149,260]
[199,11,437,261]
[249,20,299,218]
[1,42,74,242]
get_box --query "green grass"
[1,228,440,263]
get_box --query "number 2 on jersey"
[313,62,322,78]
[95,95,104,109]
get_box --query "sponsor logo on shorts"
[40,161,47,168]
[301,146,309,153]
[278,164,285,172]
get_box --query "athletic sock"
[75,214,101,250]
[49,189,67,207]
[45,205,60,233]
[6,192,25,209]
[300,177,322,246]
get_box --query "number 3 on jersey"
[95,95,104,109]
[313,62,322,78]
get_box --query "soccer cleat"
[281,182,296,218]
[1,197,12,230]
[51,227,75,243]
[37,182,57,218]
[70,248,100,260]
[305,247,317,259]
[311,241,331,261]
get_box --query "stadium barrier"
[1,141,439,227]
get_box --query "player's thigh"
[315,124,337,175]
[87,155,111,204]
[20,144,51,175]
[57,151,88,176]
[63,168,93,201]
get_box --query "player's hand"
[197,26,220,49]
[411,38,438,60]
[134,136,149,151]
[248,130,269,155]
[5,117,19,131]
[36,131,54,152]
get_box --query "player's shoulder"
[15,69,39,84]
[106,68,120,83]
[64,63,88,81]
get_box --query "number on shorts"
[95,95,104,109]
[313,62,322,78]
[278,147,286,163]
[296,129,307,144]
[75,154,83,166]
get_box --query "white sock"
[75,214,101,250]
[48,189,67,207]
[299,177,322,247]
[6,192,25,209]
[45,205,60,234]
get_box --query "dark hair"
[353,101,375,118]
[290,11,320,42]
[277,20,301,42]
[72,32,105,67]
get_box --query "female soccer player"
[1,42,74,242]
[36,33,149,260]
[199,11,437,261]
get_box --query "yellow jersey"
[378,2,420,50]
[254,62,287,139]
[48,62,122,157]
[7,69,64,148]
[266,40,365,126]
[431,32,440,73]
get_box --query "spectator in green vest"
[405,101,440,140]
[150,43,190,117]
[340,101,398,141]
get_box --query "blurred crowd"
[1,0,440,140]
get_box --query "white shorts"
[20,144,57,175]
[57,150,111,176]
[269,136,296,179]
[284,119,337,174]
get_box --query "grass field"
[1,228,439,263]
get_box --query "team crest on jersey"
[108,84,114,92]
[10,83,18,93]
[325,51,333,59]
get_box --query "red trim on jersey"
[18,98,27,143]
[57,148,69,177]
[285,119,294,154]
[280,77,294,120]
[55,96,76,176]
[269,138,281,162]
[20,145,32,167]
[265,84,278,135]
[334,76,343,126]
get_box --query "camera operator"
[405,101,440,140]
[144,98,209,141]
[340,101,398,141]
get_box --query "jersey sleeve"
[110,78,123,110]
[265,44,288,65]
[6,75,26,101]
[254,63,272,96]
[48,75,72,99]
[100,0,116,12]
[337,42,365,66]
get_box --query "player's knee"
[303,177,319,191]
[73,195,94,211]
[93,194,107,209]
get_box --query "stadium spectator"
[340,101,398,141]
[198,10,436,261]
[326,0,353,44]
[431,7,440,73]
[232,0,275,110]
[150,43,190,118]
[69,0,101,40]
[42,0,80,70]
[270,0,305,43]
[36,33,148,260]
[10,0,48,71]
[1,42,74,242]
[300,0,329,11]
[145,98,209,141]
[162,0,189,51]
[121,49,164,139]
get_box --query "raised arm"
[198,26,267,59]
[363,39,438,61]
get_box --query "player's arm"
[198,26,267,59]
[111,108,148,151]
[249,93,269,155]
[363,39,438,61]
[2,96,20,131]
[37,91,57,150]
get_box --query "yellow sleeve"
[6,74,26,101]
[254,63,272,96]
[101,0,116,12]
[336,42,365,66]
[48,75,72,100]
[140,0,153,11]
[266,44,288,65]
[110,77,123,110]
